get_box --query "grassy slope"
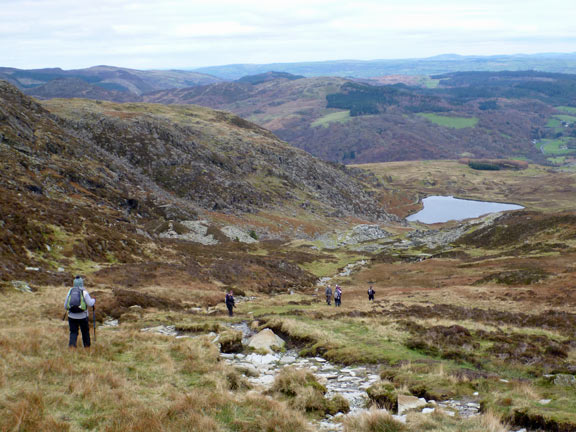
[311,110,351,128]
[2,160,576,431]
[0,288,312,432]
[556,106,576,114]
[417,113,479,129]
[353,160,576,215]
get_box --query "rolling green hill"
[144,71,576,164]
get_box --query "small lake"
[406,196,524,224]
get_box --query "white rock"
[159,220,219,245]
[234,363,260,377]
[321,374,340,381]
[539,399,552,405]
[397,395,428,415]
[245,353,279,365]
[247,329,285,353]
[251,374,275,386]
[140,325,177,336]
[422,408,435,414]
[221,226,259,243]
[102,319,119,327]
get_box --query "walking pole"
[92,306,96,343]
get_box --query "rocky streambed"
[131,323,536,432]
[225,323,482,431]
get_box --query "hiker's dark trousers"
[368,294,374,301]
[69,317,91,348]
[326,296,331,305]
[226,303,234,317]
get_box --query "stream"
[224,322,481,431]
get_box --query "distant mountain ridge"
[0,65,223,99]
[191,52,576,80]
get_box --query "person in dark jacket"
[334,285,342,307]
[64,276,95,348]
[325,285,332,305]
[225,290,235,316]
[368,285,375,301]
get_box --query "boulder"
[553,374,576,386]
[247,328,285,353]
[397,395,428,415]
[234,363,260,377]
[245,353,280,365]
[140,325,177,336]
[221,226,258,243]
[11,280,33,293]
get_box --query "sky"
[2,0,575,70]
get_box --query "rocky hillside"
[0,81,394,284]
[41,97,391,220]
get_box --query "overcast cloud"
[2,0,575,69]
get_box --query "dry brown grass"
[356,160,576,214]
[0,287,312,432]
[407,410,508,432]
[270,367,349,416]
[343,408,407,432]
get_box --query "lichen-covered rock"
[553,374,576,387]
[221,226,258,243]
[11,280,33,293]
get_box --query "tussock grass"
[0,288,311,431]
[408,411,508,432]
[343,409,407,432]
[270,367,349,416]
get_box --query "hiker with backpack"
[325,285,332,305]
[368,285,375,301]
[64,276,95,348]
[334,285,342,307]
[225,290,236,317]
